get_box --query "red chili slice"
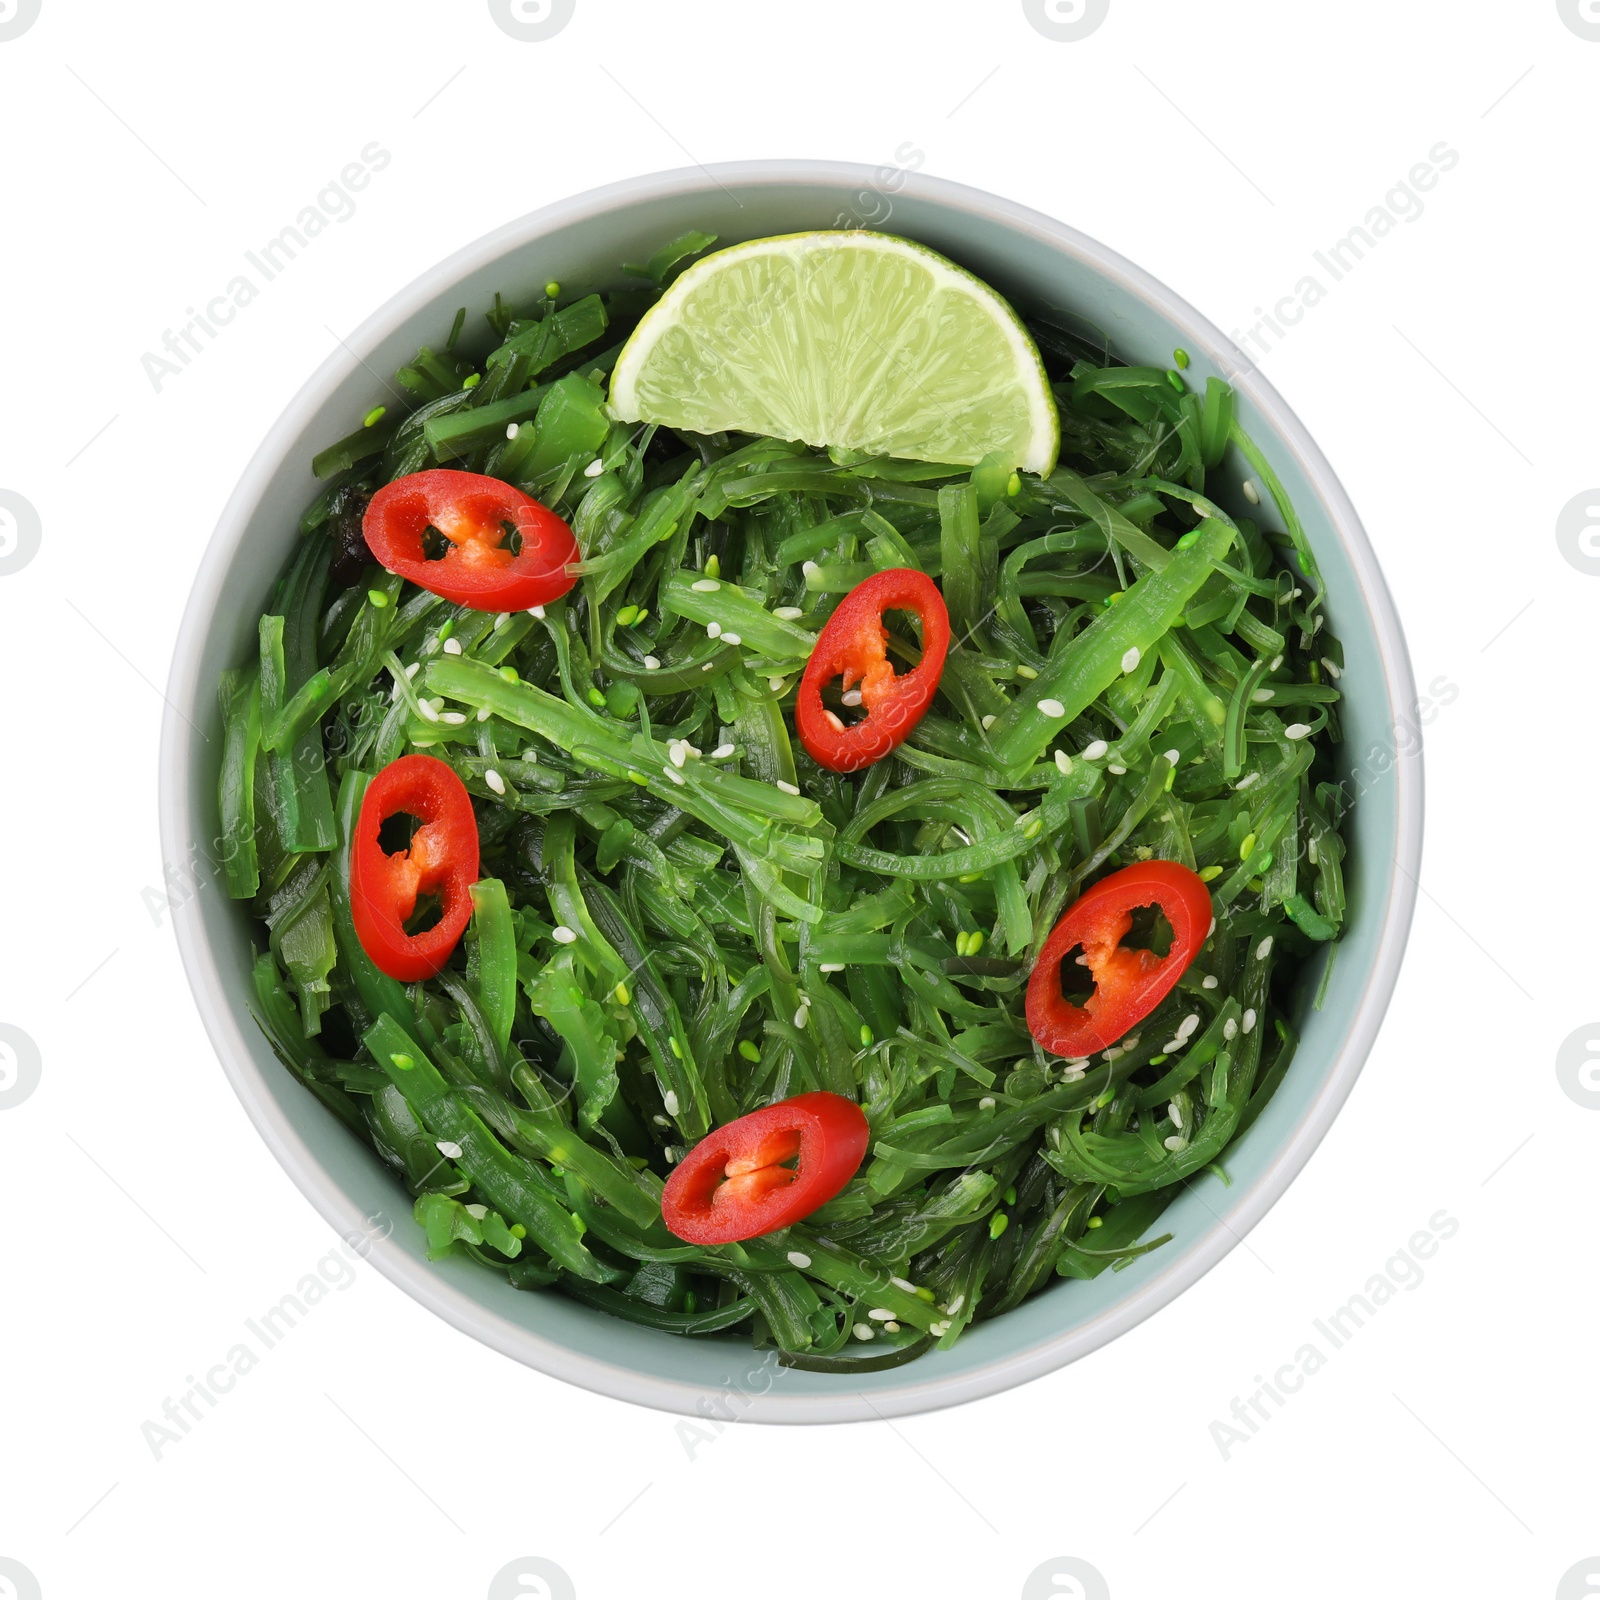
[660,1091,870,1245]
[362,468,579,612]
[349,754,480,982]
[1026,860,1213,1058]
[795,568,950,773]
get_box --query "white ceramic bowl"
[160,161,1422,1422]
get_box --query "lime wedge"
[609,231,1059,475]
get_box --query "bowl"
[160,161,1422,1422]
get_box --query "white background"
[1,2,1595,1596]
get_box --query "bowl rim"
[159,158,1423,1423]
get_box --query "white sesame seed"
[802,560,819,575]
[1121,646,1141,673]
[768,676,786,692]
[1202,974,1218,989]
[582,457,605,478]
[505,424,520,441]
[528,604,546,619]
[773,605,803,620]
[1256,936,1274,961]
[706,620,722,639]
[947,1294,965,1315]
[1234,772,1260,790]
[477,707,491,722]
[1252,688,1274,703]
[891,1277,916,1293]
[701,660,716,671]
[930,1319,952,1337]
[551,925,578,945]
[417,701,440,722]
[662,1089,680,1116]
[1269,655,1284,671]
[494,612,511,631]
[1168,1102,1183,1127]
[1223,1018,1238,1040]
[721,632,742,647]
[442,637,463,656]
[1084,739,1109,760]
[793,1004,810,1030]
[824,709,846,733]
[1037,696,1066,718]
[819,962,845,973]
[787,1250,812,1269]
[663,1147,680,1163]
[484,769,506,796]
[1107,763,1127,775]
[1320,658,1342,679]
[842,689,863,707]
[662,764,686,786]
[1177,1013,1200,1039]
[853,1323,876,1340]
[1163,1134,1185,1151]
[867,1307,895,1321]
[691,578,721,592]
[1054,750,1073,776]
[1062,1069,1086,1083]
[651,1114,669,1127]
[436,1140,463,1159]
[1285,722,1311,741]
[669,740,687,769]
[643,655,661,671]
[1162,1040,1183,1054]
[1243,1008,1258,1034]
[981,714,996,730]
[884,1321,901,1333]
[442,711,468,724]
[979,1096,996,1110]
[776,779,801,796]
[1242,479,1261,505]
[1164,748,1181,765]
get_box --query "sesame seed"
[1164,748,1180,765]
[1269,655,1283,671]
[1242,479,1261,505]
[691,578,720,593]
[1223,1018,1238,1040]
[652,1114,669,1127]
[1162,1040,1183,1054]
[930,1319,952,1337]
[484,769,506,796]
[583,458,605,478]
[793,1004,809,1029]
[776,779,801,796]
[643,655,661,670]
[1243,1008,1258,1034]
[417,701,440,722]
[1320,658,1342,679]
[768,676,786,692]
[1107,763,1127,775]
[528,604,546,619]
[824,710,845,733]
[773,605,804,620]
[1285,722,1311,740]
[947,1295,965,1314]
[1168,1102,1183,1127]
[706,620,722,639]
[891,1277,916,1293]
[1235,772,1260,790]
[1256,936,1274,961]
[819,962,845,973]
[1252,688,1274,703]
[1084,739,1109,760]
[884,1321,901,1333]
[842,689,863,707]
[477,707,491,721]
[436,1140,463,1159]
[1054,750,1073,776]
[853,1323,876,1341]
[1037,696,1066,718]
[442,637,463,656]
[493,612,510,630]
[981,714,996,730]
[505,424,519,441]
[1062,1069,1086,1083]
[669,741,687,768]
[1163,1134,1185,1151]
[662,764,686,786]
[721,632,742,647]
[802,560,819,575]
[1121,646,1141,673]
[662,1090,680,1116]
[1202,974,1218,989]
[867,1307,895,1321]
[441,711,467,724]
[979,1096,996,1110]
[787,1250,812,1269]
[551,925,578,945]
